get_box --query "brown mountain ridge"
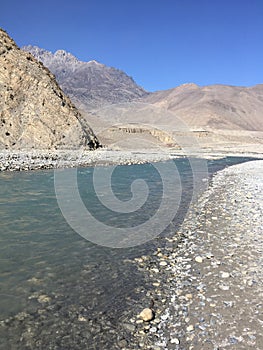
[142,83,263,132]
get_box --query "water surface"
[0,156,256,349]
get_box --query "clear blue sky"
[1,0,263,91]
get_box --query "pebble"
[221,272,230,278]
[186,325,194,332]
[161,314,169,321]
[123,323,136,332]
[37,295,51,303]
[151,268,159,273]
[150,326,157,333]
[219,285,230,291]
[195,256,203,263]
[117,339,128,347]
[77,315,87,322]
[139,308,154,322]
[153,282,160,287]
[136,319,144,324]
[185,293,193,299]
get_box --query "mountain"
[85,83,263,151]
[141,83,263,131]
[22,45,262,135]
[0,29,99,150]
[21,42,263,153]
[22,45,148,110]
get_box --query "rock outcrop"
[23,45,148,110]
[105,124,177,147]
[0,29,100,150]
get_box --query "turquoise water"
[0,157,256,349]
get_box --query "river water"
[0,156,256,349]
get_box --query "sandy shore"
[130,160,263,350]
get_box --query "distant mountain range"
[23,45,263,134]
[23,45,148,110]
[20,42,263,152]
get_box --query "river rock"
[139,308,154,322]
[195,256,203,263]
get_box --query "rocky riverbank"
[1,148,263,172]
[129,160,263,349]
[0,149,175,171]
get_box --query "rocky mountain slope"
[0,29,99,150]
[23,45,148,110]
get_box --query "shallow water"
[0,156,256,349]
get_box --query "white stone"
[139,308,154,322]
[186,325,194,331]
[195,256,203,263]
[221,272,230,278]
[171,338,180,344]
[219,285,230,291]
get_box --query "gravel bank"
[1,149,262,172]
[0,149,175,171]
[132,160,263,350]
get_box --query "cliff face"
[23,45,148,110]
[0,29,100,150]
